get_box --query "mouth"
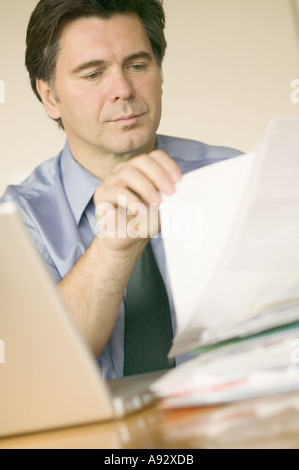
[112,113,145,126]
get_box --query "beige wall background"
[0,0,299,195]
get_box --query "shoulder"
[0,153,65,280]
[156,135,243,174]
[0,152,68,230]
[0,154,62,207]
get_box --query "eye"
[129,63,147,72]
[84,71,103,81]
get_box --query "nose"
[109,69,135,102]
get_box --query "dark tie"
[123,241,175,376]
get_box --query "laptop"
[0,201,164,438]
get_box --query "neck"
[67,137,157,181]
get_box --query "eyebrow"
[70,51,153,75]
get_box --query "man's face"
[51,13,163,163]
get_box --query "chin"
[113,131,156,157]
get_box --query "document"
[152,118,299,408]
[160,117,299,358]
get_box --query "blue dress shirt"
[0,135,242,378]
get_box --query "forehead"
[57,13,153,65]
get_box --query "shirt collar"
[60,141,101,225]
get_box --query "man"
[0,0,241,379]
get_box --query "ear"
[36,79,61,120]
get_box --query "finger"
[147,150,182,183]
[115,152,181,197]
[104,165,163,204]
[94,185,155,240]
[94,184,147,210]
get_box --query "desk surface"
[2,389,299,449]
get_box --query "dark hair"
[25,0,167,128]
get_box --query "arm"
[57,150,181,357]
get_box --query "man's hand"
[93,150,182,251]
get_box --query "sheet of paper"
[160,152,257,343]
[161,118,299,357]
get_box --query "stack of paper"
[151,320,299,407]
[153,117,299,407]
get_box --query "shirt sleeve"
[0,190,62,283]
